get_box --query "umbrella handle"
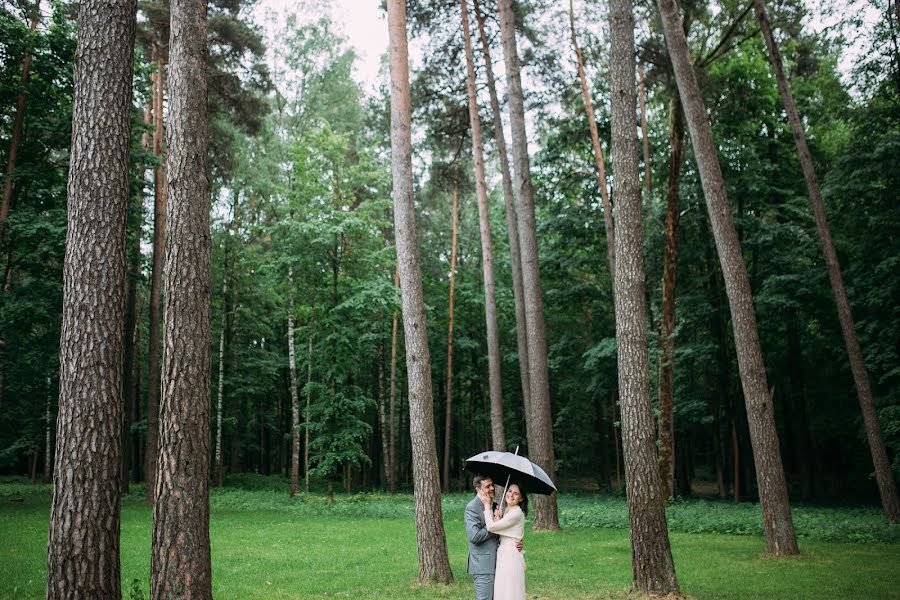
[497,446,519,515]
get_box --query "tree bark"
[443,187,458,493]
[608,0,680,593]
[0,0,41,240]
[657,0,799,555]
[472,0,531,427]
[568,0,616,279]
[150,0,213,595]
[288,267,300,497]
[388,268,399,494]
[145,48,167,503]
[460,0,505,451]
[46,1,135,597]
[638,63,652,218]
[496,0,559,531]
[754,0,900,523]
[387,0,453,582]
[656,97,685,501]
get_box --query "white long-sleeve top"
[484,505,525,541]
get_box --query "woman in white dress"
[480,482,527,600]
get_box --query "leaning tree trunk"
[443,187,458,493]
[568,0,615,279]
[472,0,531,427]
[496,0,559,530]
[388,268,399,494]
[657,97,685,501]
[387,0,453,582]
[150,0,213,596]
[46,1,135,597]
[608,0,680,593]
[0,0,41,241]
[145,48,167,502]
[657,0,799,555]
[460,0,505,451]
[753,0,900,523]
[288,267,300,497]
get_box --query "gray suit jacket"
[465,495,498,575]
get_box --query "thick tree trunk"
[608,0,680,593]
[46,2,135,597]
[215,263,228,489]
[656,97,685,501]
[657,0,799,555]
[387,0,453,582]
[568,0,615,278]
[288,268,300,497]
[639,63,652,218]
[460,0,505,451]
[0,1,41,240]
[443,187,459,493]
[496,0,559,531]
[150,0,212,596]
[145,49,167,503]
[305,316,314,493]
[388,268,399,494]
[472,0,531,426]
[754,0,900,523]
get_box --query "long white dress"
[484,505,525,600]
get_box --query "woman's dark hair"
[509,482,528,516]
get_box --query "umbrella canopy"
[464,450,557,496]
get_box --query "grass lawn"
[2,482,899,599]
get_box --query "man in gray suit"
[465,474,500,600]
[465,474,523,600]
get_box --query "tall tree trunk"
[609,0,680,593]
[657,0,799,555]
[443,187,458,493]
[304,316,314,493]
[150,0,212,595]
[638,63,652,218]
[0,0,41,240]
[388,268,399,494]
[387,0,453,582]
[460,0,505,451]
[656,97,685,501]
[288,267,300,497]
[472,0,530,426]
[378,340,390,488]
[215,258,228,489]
[496,0,559,531]
[46,1,135,596]
[145,48,167,503]
[754,0,900,523]
[568,0,616,278]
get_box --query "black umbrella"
[464,447,557,510]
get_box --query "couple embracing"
[464,474,528,600]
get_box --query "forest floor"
[2,478,899,599]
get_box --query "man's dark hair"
[473,474,492,490]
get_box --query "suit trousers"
[473,573,494,600]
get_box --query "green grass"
[1,481,898,599]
